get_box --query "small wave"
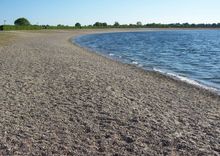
[109,53,115,56]
[131,61,139,65]
[138,64,143,67]
[153,68,219,92]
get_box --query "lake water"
[74,30,220,93]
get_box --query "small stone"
[69,117,74,121]
[161,139,170,147]
[124,136,135,143]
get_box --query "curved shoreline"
[0,29,219,155]
[72,31,220,97]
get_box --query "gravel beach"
[0,29,219,155]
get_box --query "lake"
[74,30,220,92]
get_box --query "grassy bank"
[0,25,43,31]
[0,25,79,31]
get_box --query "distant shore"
[0,29,219,155]
[2,23,220,31]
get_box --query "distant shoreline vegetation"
[1,18,220,31]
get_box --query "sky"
[0,0,220,26]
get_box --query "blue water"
[74,30,220,92]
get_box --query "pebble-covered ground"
[0,30,219,156]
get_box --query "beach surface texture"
[0,30,219,155]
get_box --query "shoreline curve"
[0,29,219,155]
[72,31,220,97]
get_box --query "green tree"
[75,23,81,27]
[114,22,120,27]
[14,18,31,26]
[93,22,108,27]
[93,22,101,27]
[136,21,142,26]
[102,22,108,27]
[57,24,64,27]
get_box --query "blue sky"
[0,0,220,26]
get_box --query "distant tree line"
[1,17,220,31]
[93,22,108,27]
[143,23,220,28]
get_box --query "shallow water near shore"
[74,30,220,93]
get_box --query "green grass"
[0,25,43,31]
[0,25,78,31]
